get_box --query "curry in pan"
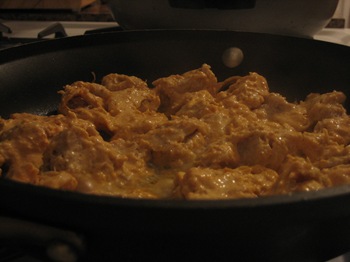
[1,64,350,199]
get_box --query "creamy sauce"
[1,64,350,199]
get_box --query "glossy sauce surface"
[1,64,350,199]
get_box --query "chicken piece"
[197,139,240,169]
[101,73,148,91]
[173,90,235,139]
[41,122,162,198]
[255,93,310,132]
[0,114,68,183]
[59,80,166,139]
[172,90,218,118]
[323,164,350,187]
[235,124,290,170]
[216,93,261,132]
[273,131,325,164]
[314,116,350,145]
[137,116,209,170]
[276,149,350,193]
[173,166,279,199]
[60,77,159,116]
[153,64,218,116]
[106,85,167,139]
[106,86,160,115]
[303,91,346,125]
[105,84,167,139]
[276,155,326,193]
[315,144,350,169]
[58,81,113,132]
[110,110,168,140]
[224,72,269,109]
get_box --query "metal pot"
[108,0,339,37]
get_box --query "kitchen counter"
[0,1,115,22]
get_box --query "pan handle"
[168,0,256,9]
[0,216,85,262]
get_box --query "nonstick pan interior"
[1,30,350,261]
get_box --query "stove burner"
[0,22,12,37]
[37,22,68,39]
[0,22,68,50]
[0,21,121,50]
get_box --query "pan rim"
[1,28,349,61]
[1,177,350,209]
[1,29,350,212]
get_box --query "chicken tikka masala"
[1,64,350,199]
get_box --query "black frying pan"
[1,30,350,262]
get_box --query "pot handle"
[0,216,85,262]
[168,0,256,9]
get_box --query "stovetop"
[0,20,120,50]
[1,20,350,51]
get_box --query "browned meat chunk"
[1,64,350,199]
